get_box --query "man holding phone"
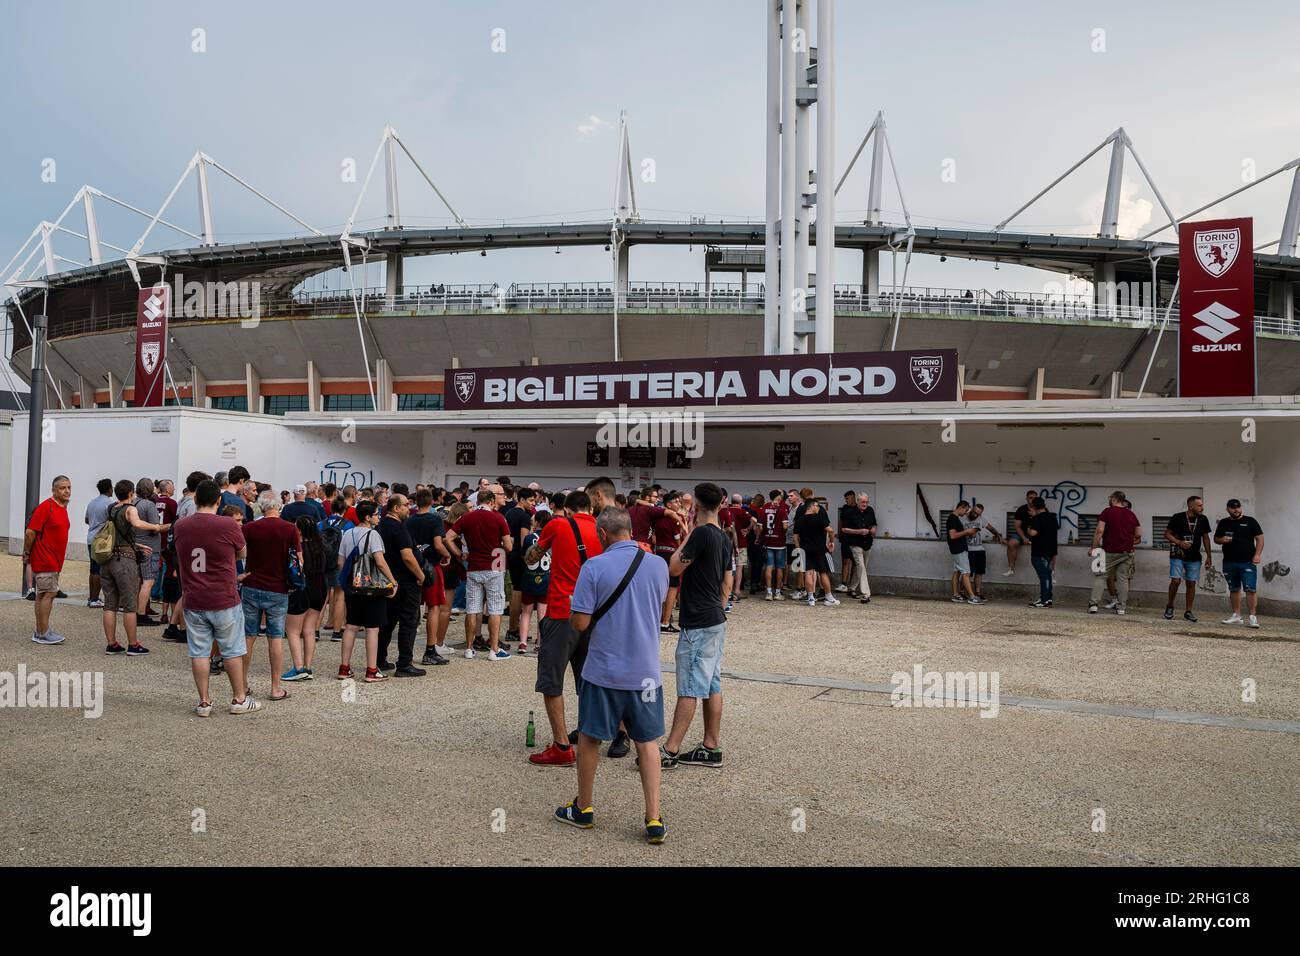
[1215,499,1264,628]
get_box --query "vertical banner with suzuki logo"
[134,285,169,407]
[1178,217,1255,397]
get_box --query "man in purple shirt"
[554,506,669,845]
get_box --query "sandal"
[364,668,388,683]
[269,689,291,701]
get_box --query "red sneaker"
[529,742,576,766]
[337,665,353,680]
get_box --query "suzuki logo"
[1191,301,1240,343]
[143,293,165,322]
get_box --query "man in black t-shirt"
[664,482,735,769]
[407,489,452,664]
[836,492,857,594]
[1004,489,1039,576]
[1025,498,1058,608]
[1163,495,1213,622]
[793,501,839,607]
[376,494,426,675]
[839,492,877,602]
[1214,498,1264,628]
[946,501,984,604]
[503,488,535,645]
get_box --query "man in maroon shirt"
[446,486,513,660]
[1089,491,1142,615]
[652,491,691,632]
[760,489,790,599]
[627,488,663,546]
[240,493,303,702]
[724,493,755,601]
[174,480,259,715]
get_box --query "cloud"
[1079,179,1154,239]
[576,114,612,137]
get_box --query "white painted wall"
[4,410,1294,613]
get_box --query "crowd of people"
[19,469,1270,841]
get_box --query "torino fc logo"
[1194,227,1240,278]
[909,355,943,394]
[140,342,160,374]
[453,372,477,403]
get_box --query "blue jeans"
[1031,556,1053,603]
[452,579,466,611]
[241,587,289,638]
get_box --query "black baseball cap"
[1226,498,1242,508]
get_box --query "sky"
[2,0,1299,296]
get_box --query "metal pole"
[763,0,781,355]
[779,0,797,355]
[793,0,811,353]
[24,314,47,529]
[814,0,835,354]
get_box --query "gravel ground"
[1,556,1296,866]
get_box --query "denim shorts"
[1222,561,1257,593]
[951,551,971,575]
[241,586,289,637]
[578,680,664,743]
[764,547,786,569]
[1169,558,1202,582]
[185,605,247,659]
[675,623,726,699]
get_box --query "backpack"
[90,504,125,564]
[318,514,348,568]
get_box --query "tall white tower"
[765,0,835,355]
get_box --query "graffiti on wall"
[1037,481,1088,537]
[320,460,375,489]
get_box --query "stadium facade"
[5,1,1300,612]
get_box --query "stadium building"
[4,4,1300,615]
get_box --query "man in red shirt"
[526,489,603,766]
[761,489,790,599]
[240,493,303,702]
[1089,491,1142,615]
[446,485,513,660]
[26,475,72,645]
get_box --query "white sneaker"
[822,595,841,606]
[765,590,773,601]
[1221,613,1243,625]
[834,584,848,593]
[1001,569,1014,577]
[464,648,475,659]
[229,696,262,715]
[487,648,511,661]
[194,701,213,718]
[1115,607,1126,615]
[434,644,452,658]
[87,598,104,608]
[1104,599,1119,610]
[32,631,65,645]
[772,591,784,601]
[806,596,816,607]
[792,590,807,601]
[1247,615,1260,629]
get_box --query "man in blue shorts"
[555,506,669,844]
[1214,498,1264,629]
[1163,495,1213,623]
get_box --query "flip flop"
[269,690,291,701]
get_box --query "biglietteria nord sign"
[447,349,958,410]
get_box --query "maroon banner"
[134,285,169,407]
[445,349,959,410]
[1178,217,1255,397]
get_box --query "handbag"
[348,530,396,595]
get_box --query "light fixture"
[939,255,947,263]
